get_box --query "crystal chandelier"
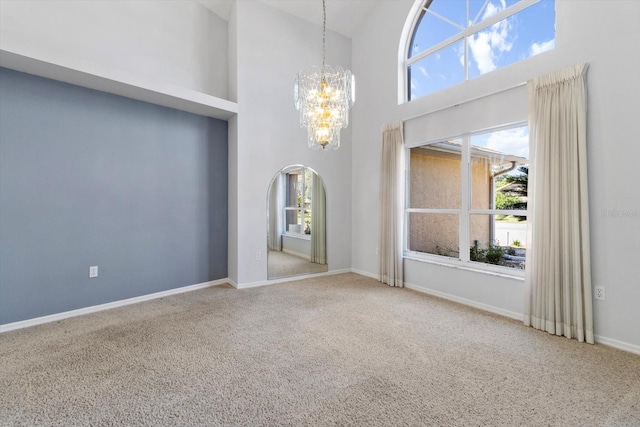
[294,0,355,150]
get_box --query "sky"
[471,126,529,159]
[409,0,556,99]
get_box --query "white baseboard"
[5,271,638,356]
[349,270,522,322]
[236,268,352,289]
[0,278,229,333]
[595,335,640,355]
[404,281,524,321]
[404,280,640,355]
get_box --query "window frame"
[404,122,529,277]
[404,0,549,102]
[283,167,312,238]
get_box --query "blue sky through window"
[409,0,555,100]
[410,40,465,97]
[470,126,529,175]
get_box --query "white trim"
[404,82,528,120]
[0,278,229,333]
[404,254,526,280]
[594,335,640,356]
[404,280,524,321]
[0,49,237,121]
[405,119,529,150]
[237,268,351,289]
[398,0,424,104]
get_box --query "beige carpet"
[1,273,639,426]
[267,250,328,279]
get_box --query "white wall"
[0,0,228,98]
[230,1,352,285]
[351,0,640,350]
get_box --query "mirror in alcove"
[267,165,328,279]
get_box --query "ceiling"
[198,0,379,38]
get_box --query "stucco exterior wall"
[409,148,491,256]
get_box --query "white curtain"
[379,121,405,287]
[268,173,284,251]
[525,63,594,344]
[310,172,327,265]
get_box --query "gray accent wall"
[0,68,228,324]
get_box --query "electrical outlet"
[256,251,261,261]
[594,286,605,300]
[89,266,98,278]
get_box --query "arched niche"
[267,165,328,280]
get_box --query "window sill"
[403,253,525,281]
[283,232,311,241]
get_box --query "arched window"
[405,0,555,101]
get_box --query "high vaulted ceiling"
[198,0,379,38]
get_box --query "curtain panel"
[379,121,405,287]
[525,63,594,344]
[310,172,327,265]
[268,173,284,251]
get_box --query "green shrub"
[470,242,505,265]
[470,243,485,262]
[485,244,504,264]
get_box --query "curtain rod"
[402,81,527,123]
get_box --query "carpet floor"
[1,273,639,426]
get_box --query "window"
[405,0,555,101]
[405,125,529,273]
[284,167,313,236]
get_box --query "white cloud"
[529,39,555,57]
[455,43,465,66]
[468,0,513,75]
[482,0,504,20]
[469,32,495,74]
[419,65,428,77]
[485,127,529,159]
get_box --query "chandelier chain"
[322,0,326,68]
